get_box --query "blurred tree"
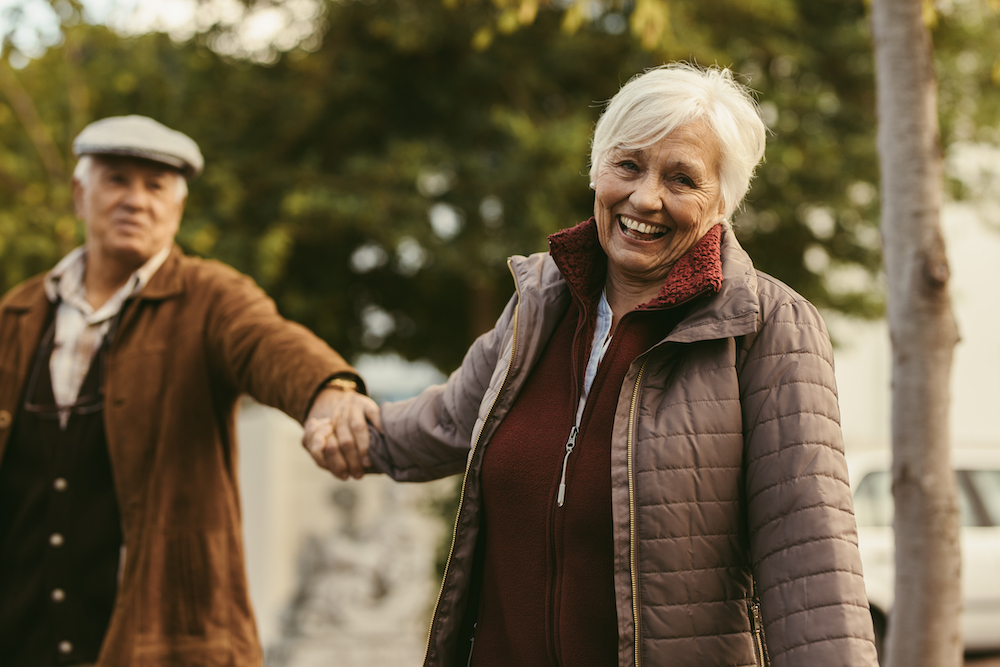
[0,0,996,376]
[871,0,964,664]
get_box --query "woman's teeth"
[619,216,667,239]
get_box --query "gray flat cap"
[73,115,204,178]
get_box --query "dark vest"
[0,314,123,666]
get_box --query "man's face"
[74,155,186,270]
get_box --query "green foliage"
[933,2,1000,146]
[3,0,652,373]
[1,0,996,375]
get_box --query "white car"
[849,448,1000,661]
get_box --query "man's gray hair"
[589,63,767,220]
[73,155,188,203]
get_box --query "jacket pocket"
[747,598,770,667]
[134,528,231,664]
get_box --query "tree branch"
[0,61,67,183]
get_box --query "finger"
[304,420,334,470]
[321,436,351,481]
[327,423,358,480]
[334,420,364,479]
[302,417,325,452]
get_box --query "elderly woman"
[308,63,879,666]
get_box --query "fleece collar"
[547,218,724,311]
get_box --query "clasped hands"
[302,385,382,480]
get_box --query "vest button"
[58,640,73,654]
[0,409,11,429]
[51,588,66,602]
[49,533,64,547]
[54,478,68,492]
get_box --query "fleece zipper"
[556,291,613,508]
[556,401,584,507]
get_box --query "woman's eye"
[675,174,695,187]
[619,160,640,172]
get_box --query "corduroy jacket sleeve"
[368,293,519,483]
[739,273,879,667]
[197,258,357,423]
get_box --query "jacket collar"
[2,244,186,313]
[2,276,46,313]
[134,244,185,300]
[509,221,759,344]
[666,224,759,343]
[546,217,724,311]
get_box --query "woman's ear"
[716,196,727,220]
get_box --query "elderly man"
[0,116,379,666]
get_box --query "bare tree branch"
[0,60,67,183]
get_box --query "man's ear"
[72,178,85,219]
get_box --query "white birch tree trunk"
[870,0,963,666]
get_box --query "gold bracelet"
[324,377,358,392]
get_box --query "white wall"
[236,398,337,648]
[236,356,447,660]
[831,201,1000,454]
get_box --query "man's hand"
[303,387,382,480]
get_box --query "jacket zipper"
[628,358,647,667]
[749,599,767,667]
[423,259,521,666]
[556,392,588,507]
[466,623,477,667]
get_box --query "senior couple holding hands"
[0,63,878,666]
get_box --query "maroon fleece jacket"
[470,221,724,666]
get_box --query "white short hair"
[590,63,767,219]
[73,155,188,202]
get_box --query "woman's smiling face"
[593,119,725,292]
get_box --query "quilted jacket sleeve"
[739,273,879,667]
[367,293,518,483]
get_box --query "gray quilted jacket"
[369,225,879,667]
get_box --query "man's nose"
[120,180,149,209]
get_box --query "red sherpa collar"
[548,218,724,310]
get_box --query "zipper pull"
[466,622,477,667]
[556,425,579,507]
[750,600,767,666]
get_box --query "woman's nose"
[629,174,664,211]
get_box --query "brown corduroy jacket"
[369,221,880,667]
[0,245,356,666]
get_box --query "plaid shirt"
[43,246,170,427]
